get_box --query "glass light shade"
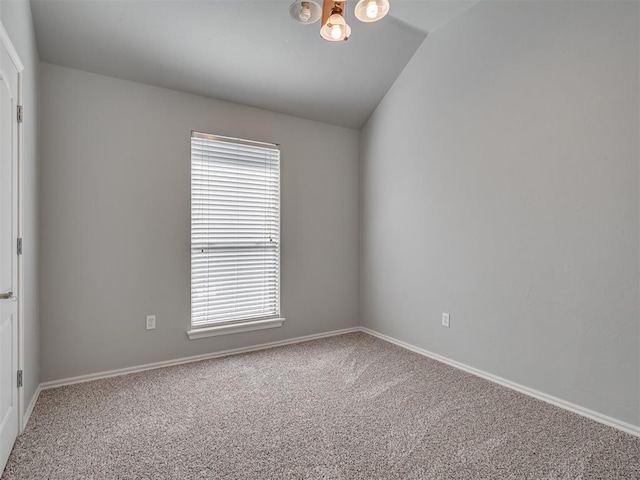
[354,0,390,22]
[320,12,352,41]
[289,1,322,24]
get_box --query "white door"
[0,26,20,474]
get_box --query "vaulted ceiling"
[30,0,476,128]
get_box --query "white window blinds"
[191,132,280,327]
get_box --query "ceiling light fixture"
[289,0,389,42]
[289,1,322,25]
[354,0,390,22]
[320,2,351,42]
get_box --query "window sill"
[187,317,285,340]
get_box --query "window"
[189,132,283,339]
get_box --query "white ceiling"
[30,0,476,128]
[391,1,477,32]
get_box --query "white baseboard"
[40,326,361,391]
[360,327,640,438]
[22,385,41,432]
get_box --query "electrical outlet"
[442,312,450,328]
[146,315,156,330]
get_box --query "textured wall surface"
[0,0,40,418]
[360,1,640,426]
[40,64,360,382]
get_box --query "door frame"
[0,20,25,433]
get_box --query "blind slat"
[191,134,280,327]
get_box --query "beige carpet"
[2,332,639,479]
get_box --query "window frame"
[187,131,285,339]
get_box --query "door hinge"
[17,105,23,124]
[17,238,22,255]
[17,370,23,388]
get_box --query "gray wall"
[0,0,40,416]
[360,1,639,426]
[40,63,359,382]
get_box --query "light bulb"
[366,0,378,19]
[299,5,311,22]
[331,24,343,40]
